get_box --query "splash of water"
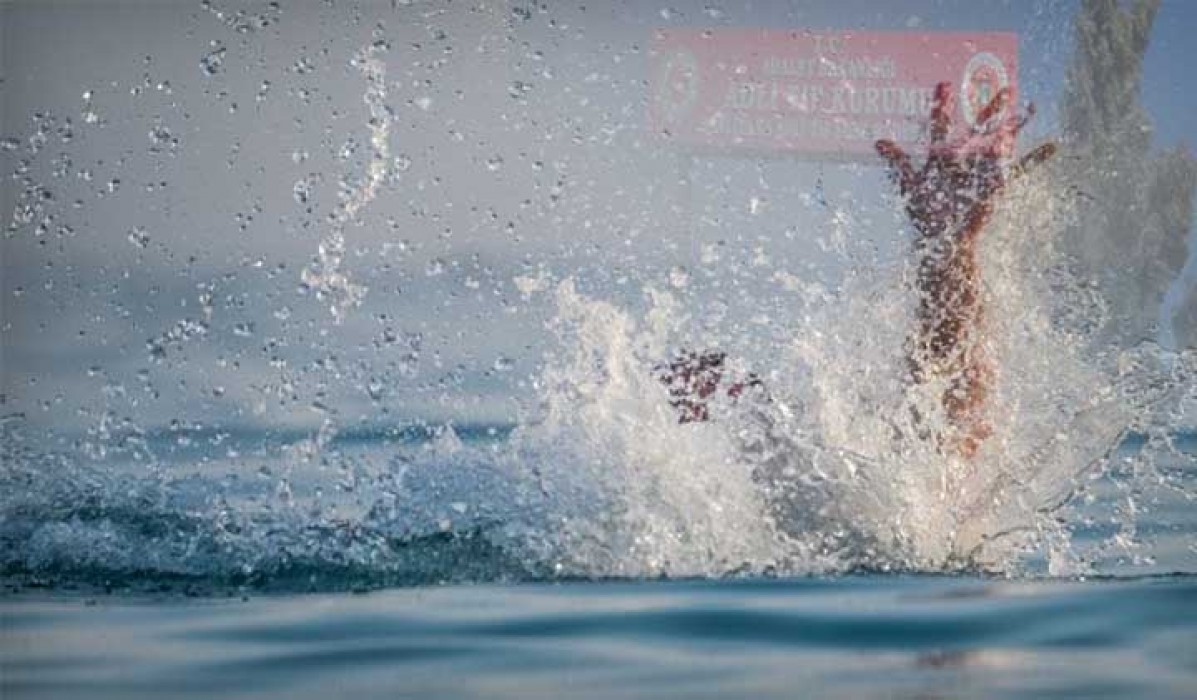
[1,231,1191,590]
[3,6,1195,591]
[507,166,1196,577]
[502,281,797,578]
[300,39,393,322]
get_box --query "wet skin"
[875,82,1056,457]
[656,350,762,423]
[658,85,1055,458]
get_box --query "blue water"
[3,425,1195,698]
[3,0,1195,696]
[4,576,1196,699]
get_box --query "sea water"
[4,2,1197,697]
[3,197,1196,694]
[2,422,1195,699]
[4,576,1196,700]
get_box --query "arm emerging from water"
[875,82,1057,458]
[875,83,1056,246]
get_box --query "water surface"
[4,576,1195,700]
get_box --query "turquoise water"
[4,576,1196,699]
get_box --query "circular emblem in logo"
[960,51,1009,128]
[654,49,700,126]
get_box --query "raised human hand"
[875,82,1057,245]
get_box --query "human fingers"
[1008,142,1057,182]
[972,86,1012,133]
[1000,101,1038,143]
[875,139,917,193]
[930,82,954,144]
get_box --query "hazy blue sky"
[2,0,1193,437]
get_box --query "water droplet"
[127,227,150,248]
[200,44,227,76]
[669,266,690,288]
[493,356,515,372]
[703,243,729,270]
[508,81,532,99]
[485,155,504,172]
[292,56,316,75]
[366,380,385,401]
[293,177,314,204]
[149,125,176,151]
[397,352,419,377]
[425,258,446,276]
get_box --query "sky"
[1,0,1194,438]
